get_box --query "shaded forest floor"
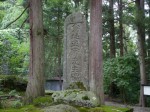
[105,97,150,112]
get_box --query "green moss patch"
[0,105,43,112]
[67,82,87,90]
[33,96,53,107]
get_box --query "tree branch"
[20,16,29,29]
[4,4,29,29]
[17,16,29,40]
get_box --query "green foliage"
[1,0,27,29]
[11,100,23,108]
[0,91,4,95]
[33,96,53,107]
[0,99,23,109]
[82,96,90,100]
[103,54,140,103]
[9,90,18,96]
[43,0,71,78]
[0,0,29,75]
[0,29,29,75]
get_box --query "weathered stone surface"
[52,89,100,108]
[43,104,79,112]
[66,82,87,90]
[63,12,89,90]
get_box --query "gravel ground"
[105,101,150,112]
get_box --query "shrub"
[0,75,27,91]
[103,54,140,103]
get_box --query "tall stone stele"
[63,12,89,90]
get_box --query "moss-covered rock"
[43,104,79,112]
[52,89,100,107]
[33,96,53,107]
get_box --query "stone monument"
[63,12,89,90]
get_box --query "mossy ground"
[0,96,52,111]
[0,105,43,112]
[0,105,132,112]
[33,96,53,107]
[77,105,132,112]
[0,92,132,112]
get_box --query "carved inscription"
[69,24,81,51]
[63,12,89,89]
[67,23,82,81]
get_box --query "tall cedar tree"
[89,0,104,104]
[118,0,123,56]
[136,0,146,107]
[148,0,150,56]
[25,0,45,103]
[109,0,115,58]
[108,0,117,98]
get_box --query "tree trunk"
[109,0,116,58]
[108,0,117,98]
[57,7,62,90]
[118,0,124,56]
[84,0,89,32]
[73,0,80,8]
[136,0,146,107]
[89,0,104,105]
[148,1,150,57]
[25,0,45,103]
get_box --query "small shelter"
[45,77,63,91]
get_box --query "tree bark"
[147,0,150,56]
[136,0,146,107]
[25,0,45,103]
[89,0,104,105]
[109,0,116,58]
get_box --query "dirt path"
[105,101,150,112]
